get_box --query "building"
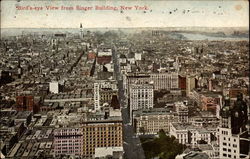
[134,53,142,61]
[200,93,222,119]
[126,72,178,91]
[179,75,186,89]
[94,80,118,109]
[228,88,248,98]
[82,117,123,158]
[176,151,209,159]
[186,76,197,96]
[190,90,223,119]
[150,73,178,90]
[218,94,249,159]
[129,84,154,111]
[100,88,118,106]
[54,127,83,156]
[49,82,59,94]
[170,122,213,145]
[97,48,112,65]
[175,102,189,123]
[133,108,177,135]
[15,96,39,113]
[87,51,96,60]
[80,23,84,39]
[94,83,100,111]
[94,147,123,159]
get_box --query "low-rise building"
[133,108,177,135]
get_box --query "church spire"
[80,23,83,39]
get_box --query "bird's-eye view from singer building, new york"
[0,0,249,159]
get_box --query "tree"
[158,129,166,139]
[140,129,186,159]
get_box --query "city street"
[112,46,145,159]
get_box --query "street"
[112,45,145,159]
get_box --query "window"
[223,154,227,157]
[223,142,227,146]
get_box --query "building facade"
[133,108,177,135]
[81,119,123,158]
[94,83,100,111]
[218,94,249,159]
[54,127,83,156]
[129,84,154,110]
[127,72,179,91]
[170,123,213,145]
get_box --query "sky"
[1,0,249,28]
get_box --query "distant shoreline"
[1,27,249,41]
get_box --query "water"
[179,33,249,41]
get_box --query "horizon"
[1,26,249,29]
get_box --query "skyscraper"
[218,94,249,158]
[80,23,84,39]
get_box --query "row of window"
[56,143,80,146]
[221,130,229,135]
[223,148,237,153]
[222,142,237,148]
[222,153,237,158]
[58,146,80,149]
[83,127,122,131]
[55,136,82,139]
[55,150,80,153]
[223,137,237,142]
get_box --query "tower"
[218,93,249,158]
[80,23,84,39]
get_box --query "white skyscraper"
[94,83,100,111]
[129,84,154,110]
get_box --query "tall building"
[54,127,83,156]
[80,23,84,39]
[82,117,123,158]
[219,94,249,159]
[129,84,154,111]
[186,76,197,96]
[129,84,154,123]
[94,83,100,111]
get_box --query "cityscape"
[0,26,249,159]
